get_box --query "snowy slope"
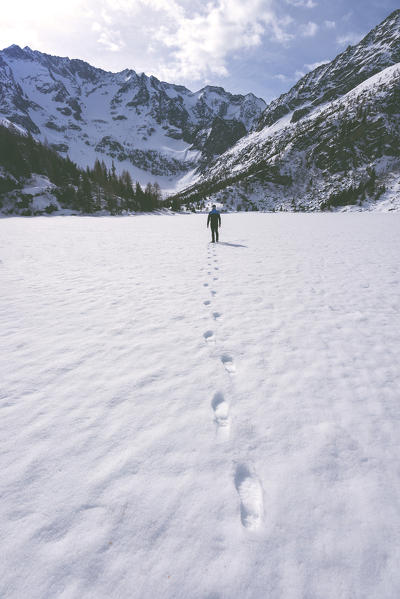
[1,214,400,598]
[174,10,400,212]
[175,64,400,211]
[257,9,400,129]
[0,46,265,192]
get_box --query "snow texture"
[1,213,400,598]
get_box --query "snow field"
[1,213,400,598]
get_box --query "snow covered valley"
[1,213,400,598]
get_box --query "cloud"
[337,32,364,46]
[324,20,336,29]
[274,73,291,81]
[92,22,125,52]
[0,0,296,86]
[286,0,317,7]
[293,59,328,81]
[263,14,295,44]
[89,0,296,82]
[342,12,353,23]
[152,0,266,79]
[0,0,89,53]
[299,21,319,37]
[304,60,329,70]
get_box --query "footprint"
[214,267,219,271]
[204,300,211,306]
[211,392,230,439]
[203,330,215,342]
[211,290,217,296]
[213,277,218,281]
[213,312,222,320]
[204,283,209,287]
[234,464,263,531]
[221,354,235,374]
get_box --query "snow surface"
[1,214,400,598]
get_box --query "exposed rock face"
[257,10,400,130]
[173,10,400,211]
[0,46,265,188]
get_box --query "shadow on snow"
[215,241,248,248]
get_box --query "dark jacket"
[207,209,221,228]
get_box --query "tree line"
[0,124,163,213]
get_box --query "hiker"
[207,205,221,243]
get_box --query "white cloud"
[152,0,266,79]
[342,12,353,23]
[337,32,364,46]
[263,14,295,44]
[324,20,336,29]
[0,0,296,86]
[92,22,125,52]
[274,73,290,81]
[304,60,329,70]
[294,59,328,81]
[299,21,319,37]
[92,0,296,81]
[286,0,317,7]
[0,0,88,54]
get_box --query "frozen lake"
[1,213,400,598]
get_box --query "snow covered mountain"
[0,46,265,193]
[174,10,400,211]
[257,9,400,130]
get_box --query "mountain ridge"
[0,44,266,192]
[257,9,400,130]
[172,9,400,212]
[1,9,400,212]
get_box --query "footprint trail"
[221,354,236,374]
[202,242,264,532]
[203,330,215,343]
[234,464,264,531]
[211,392,230,440]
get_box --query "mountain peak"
[171,9,400,212]
[0,44,266,191]
[3,44,31,60]
[257,9,400,130]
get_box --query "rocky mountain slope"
[174,10,400,211]
[0,118,164,215]
[0,46,265,193]
[258,9,400,130]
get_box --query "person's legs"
[211,227,215,242]
[215,227,219,242]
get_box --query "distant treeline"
[0,124,163,213]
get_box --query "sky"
[1,0,398,101]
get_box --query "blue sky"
[1,0,398,101]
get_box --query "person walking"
[207,205,221,243]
